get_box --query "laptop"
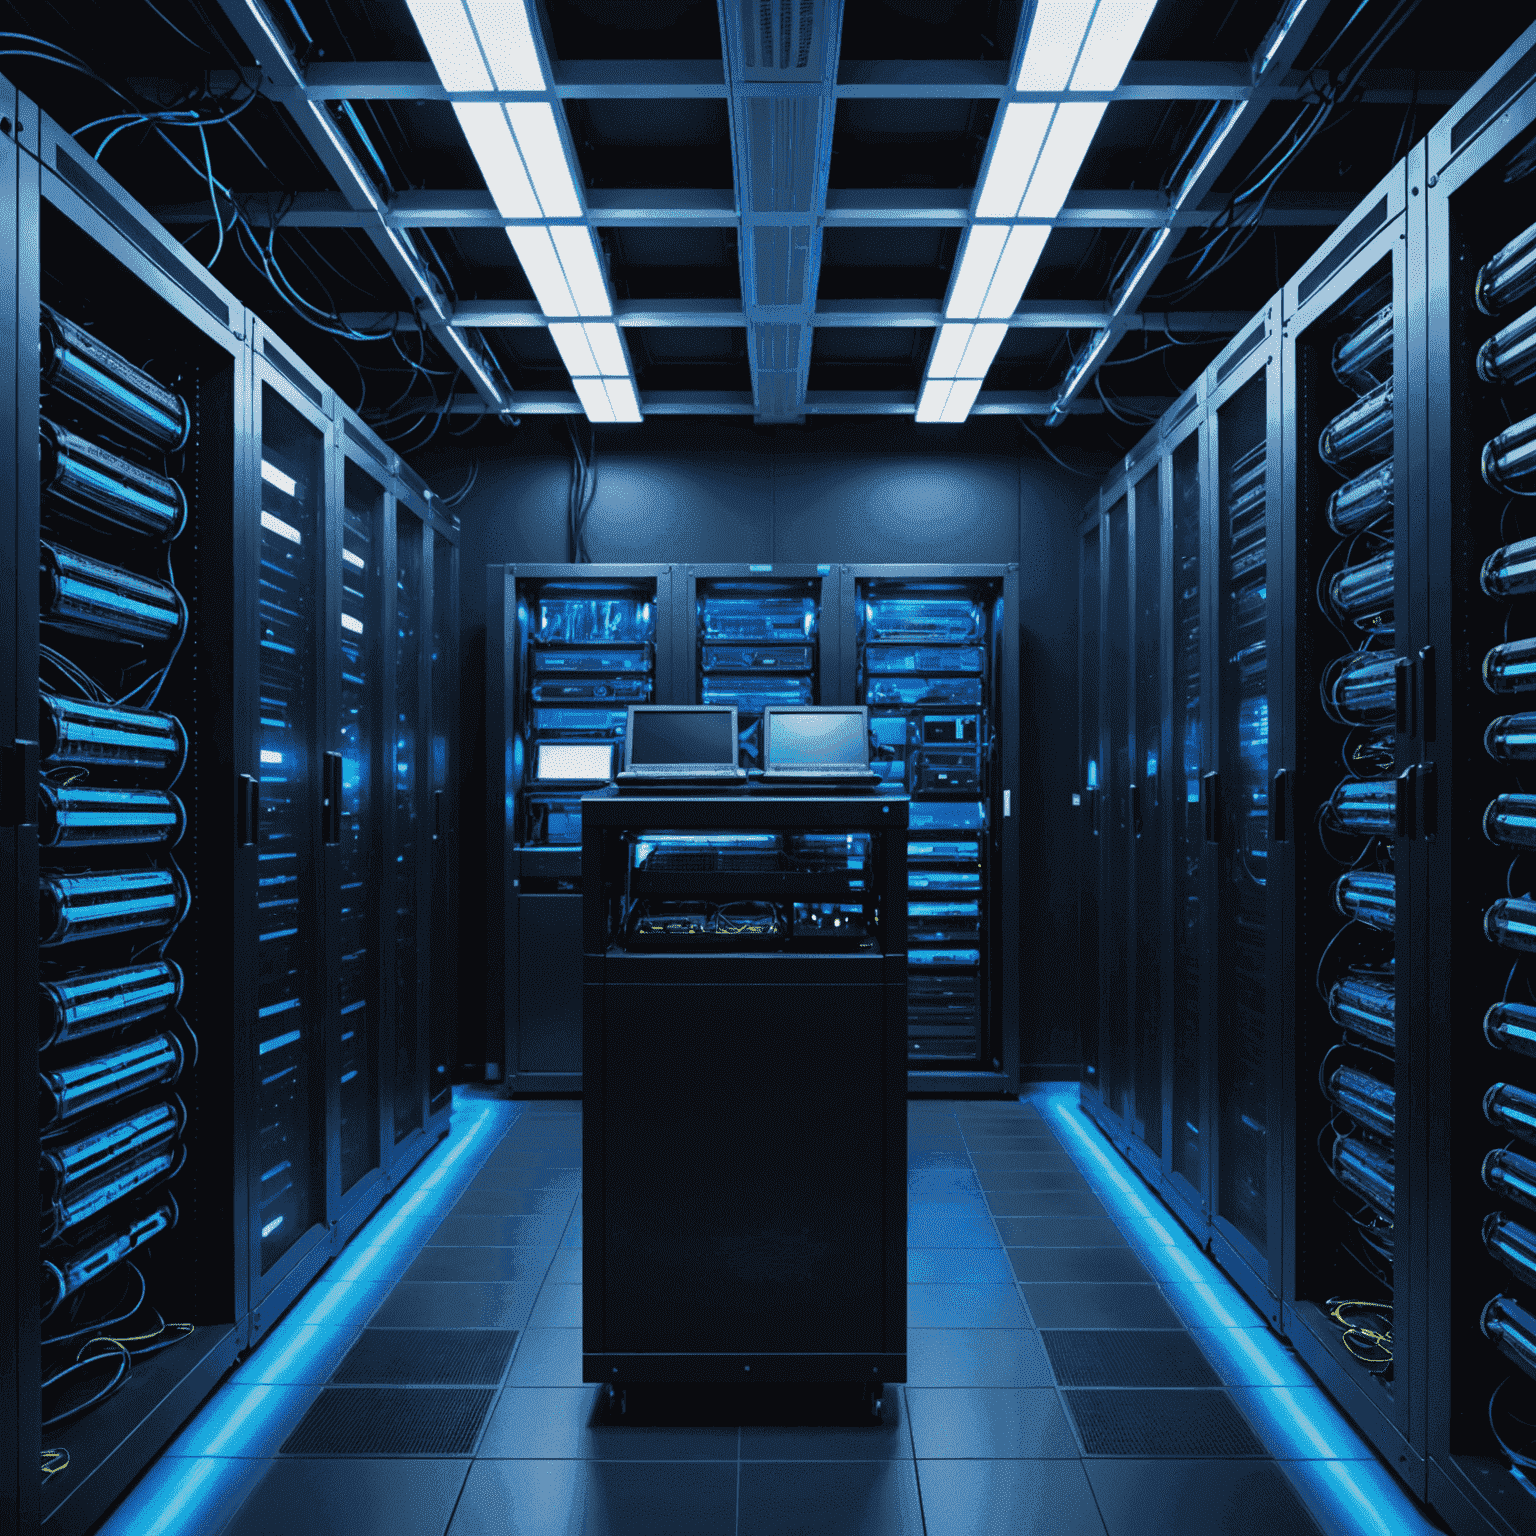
[615,705,747,788]
[760,706,881,788]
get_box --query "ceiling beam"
[342,300,1246,332]
[154,187,1354,232]
[230,60,1470,106]
[1047,0,1339,422]
[203,0,510,411]
[380,389,1173,418]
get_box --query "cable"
[1016,418,1099,478]
[41,1264,147,1349]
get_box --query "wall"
[419,414,1100,1078]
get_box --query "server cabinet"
[581,789,906,1397]
[4,85,455,1534]
[840,565,1019,1095]
[1279,162,1426,1488]
[1423,30,1536,1535]
[681,564,842,769]
[1078,382,1211,1246]
[486,564,674,1094]
[428,508,460,1121]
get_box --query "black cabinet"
[580,790,907,1394]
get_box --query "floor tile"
[506,1328,584,1386]
[453,1183,578,1215]
[444,1186,577,1218]
[907,1387,1079,1459]
[739,1388,910,1461]
[369,1281,539,1330]
[908,1213,1003,1249]
[1085,1458,1323,1536]
[1022,1282,1182,1330]
[427,1213,571,1249]
[908,1169,986,1201]
[1006,1248,1154,1285]
[737,1459,925,1535]
[546,1247,584,1284]
[222,1459,469,1536]
[448,1458,737,1536]
[1040,1329,1221,1388]
[994,1216,1129,1248]
[527,1283,584,1329]
[908,1283,1031,1328]
[984,1188,1107,1219]
[907,1328,1056,1387]
[972,1167,1092,1190]
[916,1457,1109,1536]
[96,1455,267,1536]
[478,1387,737,1459]
[908,1248,1015,1283]
[231,1324,365,1386]
[909,1150,973,1169]
[404,1246,559,1283]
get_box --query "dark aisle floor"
[97,1087,1441,1536]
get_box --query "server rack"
[839,564,1019,1096]
[1423,31,1536,1536]
[1279,161,1426,1488]
[581,788,907,1399]
[0,81,455,1535]
[486,564,675,1094]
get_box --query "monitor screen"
[765,708,869,768]
[536,742,613,781]
[628,707,736,766]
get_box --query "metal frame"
[486,562,676,1095]
[1276,156,1424,1486]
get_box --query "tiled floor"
[98,1088,1447,1536]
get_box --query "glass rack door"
[1080,526,1102,1099]
[1103,498,1132,1124]
[429,531,456,1119]
[255,385,325,1277]
[1213,368,1277,1278]
[393,508,424,1145]
[338,461,383,1196]
[1133,467,1164,1158]
[1170,431,1206,1199]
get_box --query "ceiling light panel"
[973,104,1053,220]
[914,379,953,424]
[1018,103,1107,219]
[506,103,582,217]
[403,0,493,91]
[507,226,575,314]
[452,103,539,217]
[464,0,546,89]
[1070,0,1159,90]
[572,377,617,423]
[946,226,1010,320]
[928,323,973,379]
[548,226,613,317]
[1014,0,1095,91]
[979,226,1051,319]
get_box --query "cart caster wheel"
[604,1384,626,1416]
[865,1383,884,1423]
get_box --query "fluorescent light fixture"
[584,322,628,375]
[974,103,1053,219]
[947,225,1011,319]
[603,377,643,423]
[1172,101,1247,210]
[439,326,506,406]
[1019,102,1107,218]
[260,461,296,497]
[1256,0,1311,79]
[549,225,613,316]
[507,225,575,314]
[548,321,600,377]
[1071,0,1159,90]
[957,322,1008,378]
[452,103,540,217]
[1048,326,1116,421]
[404,0,545,92]
[938,377,984,422]
[979,225,1051,318]
[507,102,582,217]
[1015,0,1091,91]
[1014,0,1157,92]
[241,0,304,88]
[928,323,974,378]
[914,378,953,423]
[571,376,617,423]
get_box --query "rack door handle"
[1394,656,1413,735]
[1129,781,1142,839]
[1395,764,1416,839]
[323,753,343,845]
[1269,768,1290,843]
[1202,771,1220,844]
[1417,759,1436,839]
[238,773,259,847]
[1419,646,1436,741]
[433,789,444,841]
[1083,785,1098,834]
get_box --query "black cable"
[1016,418,1099,478]
[41,1263,148,1349]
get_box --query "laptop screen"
[628,707,736,767]
[764,708,869,769]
